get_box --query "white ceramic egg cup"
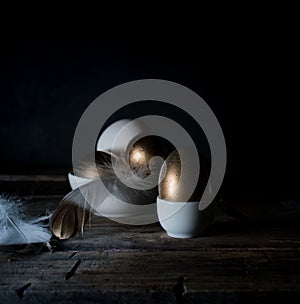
[157,197,214,238]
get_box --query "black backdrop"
[0,38,298,198]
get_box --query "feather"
[50,179,109,239]
[0,195,51,246]
[75,151,116,179]
[50,151,160,239]
[50,151,118,239]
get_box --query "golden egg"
[159,150,210,202]
[129,135,175,179]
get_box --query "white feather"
[0,195,51,245]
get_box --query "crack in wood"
[241,256,249,276]
[69,251,78,258]
[262,250,274,263]
[65,259,81,280]
[16,282,31,299]
[173,276,187,304]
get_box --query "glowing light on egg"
[128,135,176,179]
[159,150,210,202]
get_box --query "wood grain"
[0,177,299,303]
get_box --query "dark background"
[0,33,298,198]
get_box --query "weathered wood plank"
[1,195,300,252]
[48,214,300,252]
[0,175,68,182]
[0,186,299,303]
[0,250,299,303]
[0,175,69,195]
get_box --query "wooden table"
[0,175,300,303]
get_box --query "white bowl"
[157,197,214,238]
[68,172,92,190]
[68,172,158,224]
[96,119,149,155]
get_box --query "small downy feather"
[0,195,51,245]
